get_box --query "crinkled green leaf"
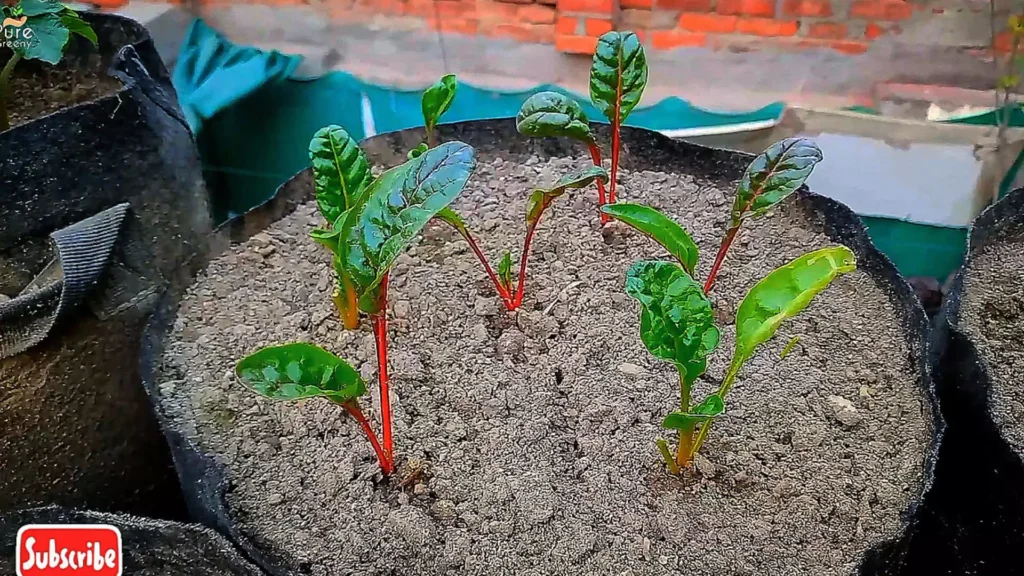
[727,246,856,391]
[498,250,513,291]
[236,343,366,403]
[730,138,823,228]
[15,13,68,64]
[526,165,609,225]
[17,0,63,16]
[600,203,699,275]
[339,141,476,314]
[662,394,724,430]
[61,11,96,46]
[589,31,647,125]
[309,125,372,225]
[422,74,456,134]
[408,142,428,160]
[515,91,593,143]
[625,260,719,383]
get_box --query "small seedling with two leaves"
[0,0,97,131]
[236,125,478,477]
[600,138,857,475]
[415,73,609,312]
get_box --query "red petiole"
[512,216,541,308]
[341,401,392,475]
[588,143,611,224]
[457,227,516,310]
[370,273,396,474]
[703,225,738,294]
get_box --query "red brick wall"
[175,0,1014,57]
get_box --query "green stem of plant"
[675,368,693,468]
[0,52,22,132]
[689,362,741,458]
[426,126,436,148]
[656,438,680,476]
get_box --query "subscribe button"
[15,525,122,576]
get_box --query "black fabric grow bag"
[0,506,266,575]
[140,119,942,575]
[0,13,210,517]
[902,187,1024,575]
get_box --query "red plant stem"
[459,228,515,309]
[703,225,739,294]
[512,216,541,308]
[609,68,624,206]
[371,275,394,470]
[341,402,392,475]
[609,122,620,205]
[587,143,610,223]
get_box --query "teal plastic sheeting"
[172,18,784,222]
[363,81,784,135]
[172,19,302,135]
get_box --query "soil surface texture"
[2,52,121,130]
[158,153,933,576]
[960,230,1024,457]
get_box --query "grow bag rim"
[147,118,944,576]
[0,12,166,138]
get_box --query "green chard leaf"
[625,260,719,383]
[725,246,856,393]
[515,91,594,143]
[730,138,823,228]
[18,0,63,16]
[236,343,366,403]
[422,74,457,135]
[61,10,97,46]
[435,207,468,235]
[15,13,68,64]
[309,125,373,225]
[498,250,513,290]
[408,142,429,160]
[339,141,476,314]
[600,203,699,275]
[590,31,648,125]
[526,165,609,225]
[662,394,724,430]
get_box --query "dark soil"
[157,154,933,576]
[1,52,121,130]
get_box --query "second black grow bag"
[909,187,1024,575]
[0,13,211,517]
[142,120,943,575]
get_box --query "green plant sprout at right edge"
[600,138,857,475]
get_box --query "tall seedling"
[516,31,647,224]
[418,74,609,312]
[236,125,476,476]
[600,138,856,474]
[0,0,97,131]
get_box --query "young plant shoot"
[515,30,647,224]
[600,138,857,474]
[236,125,477,476]
[0,0,97,131]
[419,74,609,311]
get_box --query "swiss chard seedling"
[517,30,647,224]
[0,0,97,131]
[600,138,856,474]
[237,125,476,476]
[416,74,609,311]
